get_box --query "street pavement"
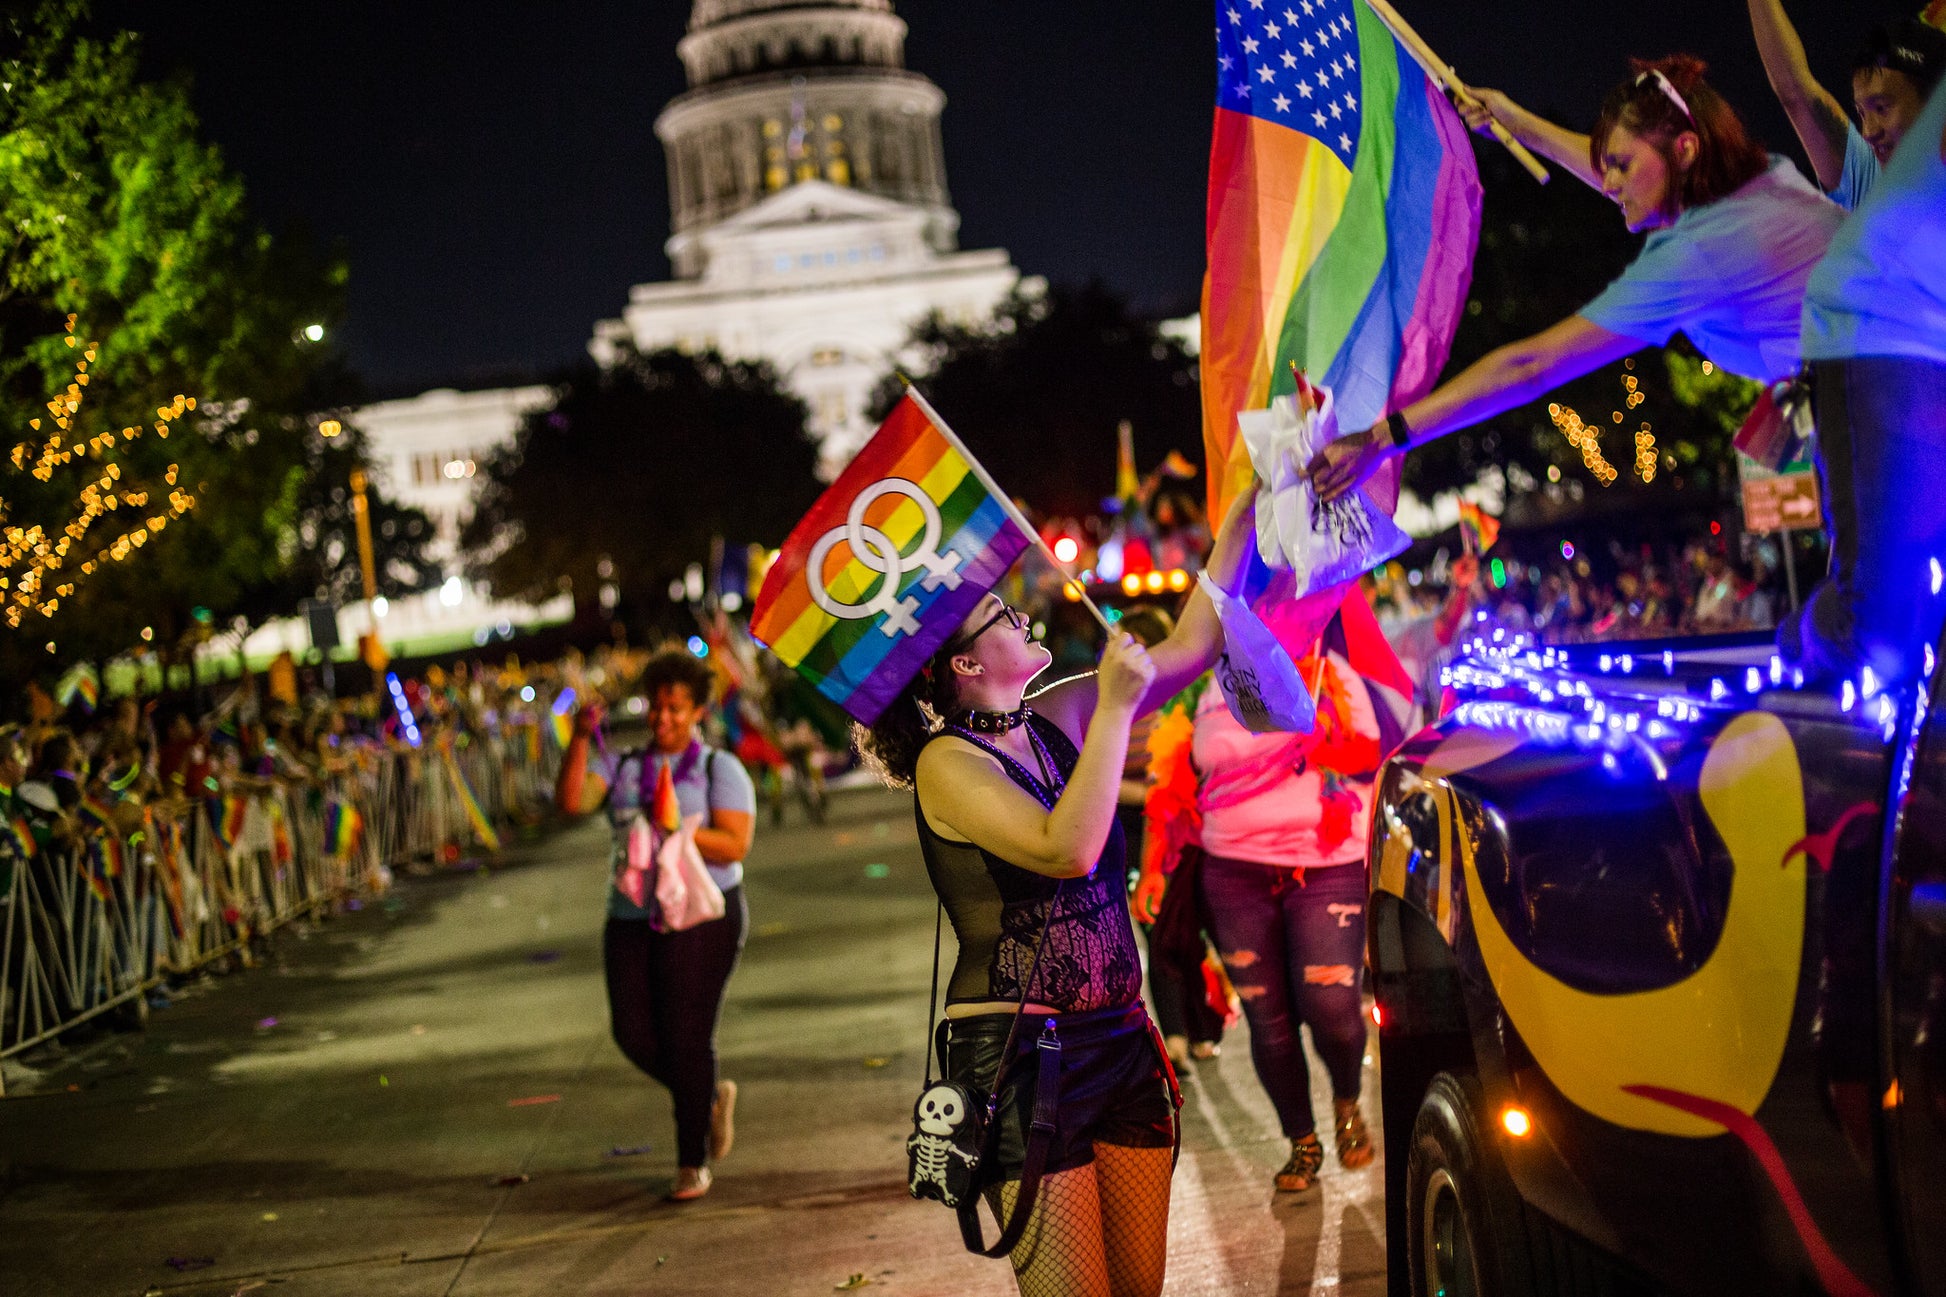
[0,785,1386,1297]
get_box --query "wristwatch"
[1384,410,1413,449]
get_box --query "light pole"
[349,467,385,674]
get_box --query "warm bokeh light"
[1501,1107,1532,1137]
[1052,536,1079,564]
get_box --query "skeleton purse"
[907,1076,985,1209]
[904,893,1065,1257]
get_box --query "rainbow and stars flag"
[1201,0,1481,517]
[752,390,1033,724]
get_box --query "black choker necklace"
[957,705,1031,734]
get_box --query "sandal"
[1274,1134,1325,1192]
[1334,1100,1375,1170]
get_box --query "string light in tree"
[1,315,199,628]
[1547,402,1618,485]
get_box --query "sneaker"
[667,1166,712,1202]
[1274,1134,1325,1192]
[1334,1099,1375,1170]
[709,1079,737,1162]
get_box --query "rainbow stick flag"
[7,814,38,859]
[549,687,577,750]
[57,662,100,713]
[1201,0,1481,517]
[77,841,113,901]
[752,390,1034,724]
[442,747,501,852]
[325,800,363,858]
[1457,500,1501,554]
[76,794,115,833]
[214,795,248,850]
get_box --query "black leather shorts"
[942,1001,1178,1179]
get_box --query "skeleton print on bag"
[907,1081,983,1207]
[991,874,1142,1012]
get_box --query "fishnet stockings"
[993,1143,1173,1297]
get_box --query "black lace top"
[914,713,1143,1013]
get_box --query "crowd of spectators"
[1372,536,1791,646]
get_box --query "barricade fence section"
[0,718,564,1085]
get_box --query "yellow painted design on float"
[1459,711,1806,1136]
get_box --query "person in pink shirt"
[1194,651,1381,1193]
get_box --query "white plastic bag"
[653,812,727,932]
[1238,383,1409,598]
[1198,574,1316,734]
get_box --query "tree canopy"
[872,282,1203,520]
[0,2,431,679]
[462,347,817,634]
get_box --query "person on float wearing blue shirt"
[1747,3,1946,211]
[1784,74,1946,685]
[1309,56,1844,503]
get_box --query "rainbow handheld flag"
[1457,500,1501,554]
[7,814,39,859]
[752,390,1034,724]
[1202,0,1481,516]
[325,800,363,858]
[441,745,501,852]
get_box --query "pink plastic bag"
[652,813,726,932]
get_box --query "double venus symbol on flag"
[805,477,966,638]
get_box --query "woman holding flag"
[1307,55,1845,503]
[850,492,1254,1297]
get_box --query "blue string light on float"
[385,672,422,748]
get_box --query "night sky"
[96,0,1882,397]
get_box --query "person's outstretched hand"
[1452,83,1515,136]
[1096,631,1158,715]
[573,702,606,737]
[1306,428,1397,503]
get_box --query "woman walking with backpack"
[557,648,756,1202]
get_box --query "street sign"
[1741,470,1822,534]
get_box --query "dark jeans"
[1784,355,1946,685]
[603,888,747,1167]
[1199,855,1368,1139]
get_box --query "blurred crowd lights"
[1105,568,1191,599]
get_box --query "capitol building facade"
[335,0,1031,650]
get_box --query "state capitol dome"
[657,0,957,277]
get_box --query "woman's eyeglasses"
[950,602,1027,651]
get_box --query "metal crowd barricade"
[0,709,563,1092]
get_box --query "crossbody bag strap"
[952,719,1073,1257]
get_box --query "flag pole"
[1360,0,1552,186]
[903,383,1118,636]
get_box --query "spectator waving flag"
[753,391,1034,724]
[1202,0,1482,517]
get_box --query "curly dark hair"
[852,638,970,791]
[641,647,717,708]
[1588,55,1769,216]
